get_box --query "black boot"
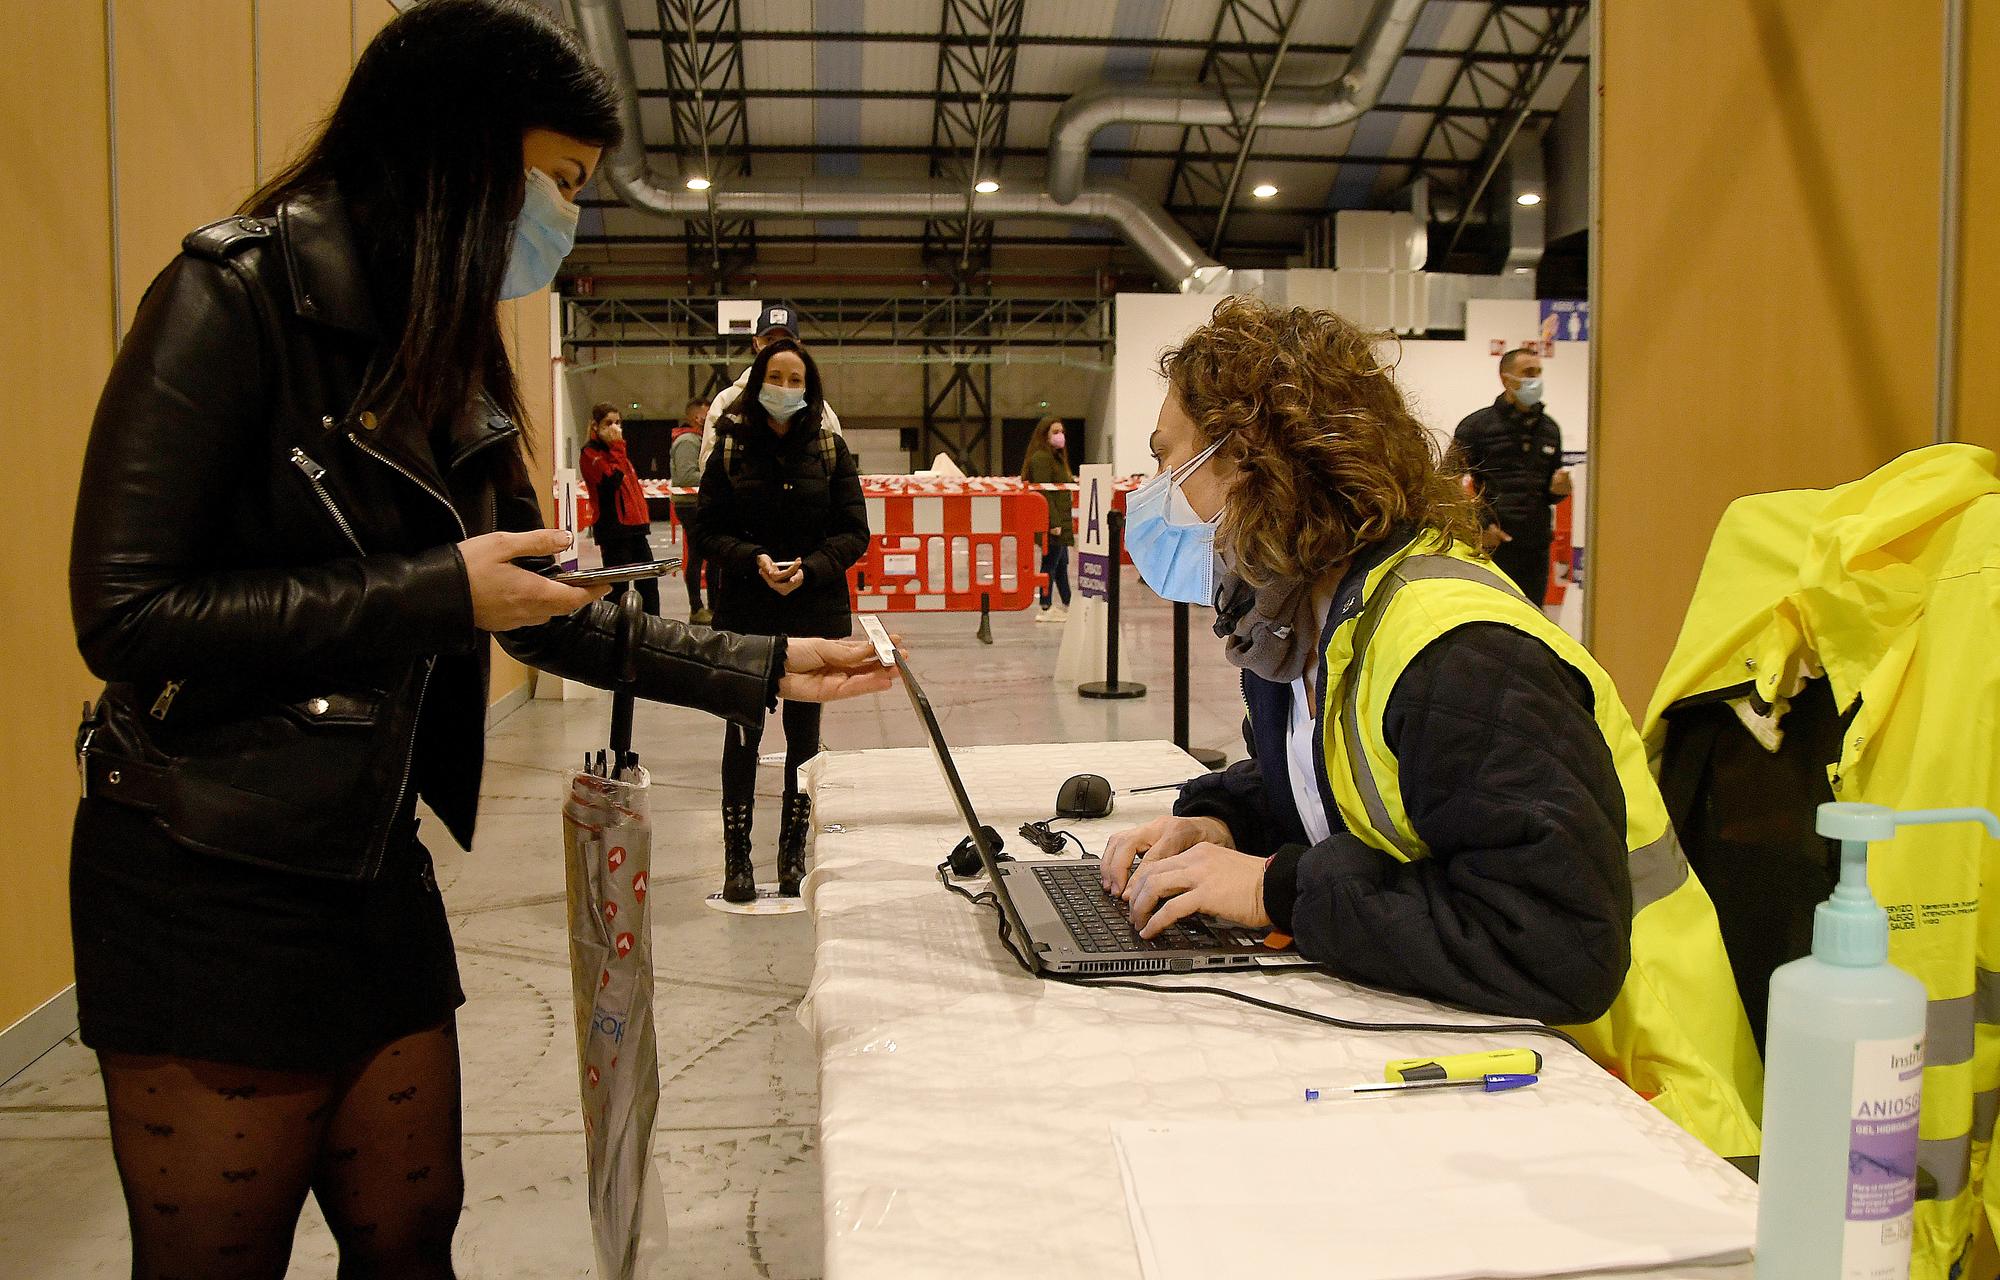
[721,802,756,903]
[777,792,812,896]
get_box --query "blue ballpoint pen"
[1304,1073,1538,1101]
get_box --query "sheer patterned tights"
[99,1019,463,1280]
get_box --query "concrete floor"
[0,563,1244,1279]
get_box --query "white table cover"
[800,740,1756,1280]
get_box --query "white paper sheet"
[1112,1100,1756,1280]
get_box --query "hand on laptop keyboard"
[1035,864,1214,953]
[1120,841,1273,940]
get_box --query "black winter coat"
[696,410,870,639]
[1452,395,1565,541]
[69,184,781,881]
[1173,537,1632,1026]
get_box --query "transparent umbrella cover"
[562,766,668,1278]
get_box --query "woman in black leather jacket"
[64,5,888,1276]
[697,339,871,901]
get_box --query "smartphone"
[858,614,897,668]
[540,558,681,586]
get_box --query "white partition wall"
[1111,292,1227,477]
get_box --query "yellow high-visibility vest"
[1644,444,2000,1279]
[1320,532,1763,1159]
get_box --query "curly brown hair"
[1159,296,1480,588]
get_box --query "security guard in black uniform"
[1451,346,1571,602]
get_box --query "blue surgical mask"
[1512,376,1545,407]
[758,384,808,421]
[1126,438,1224,605]
[500,167,580,300]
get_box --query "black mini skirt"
[69,798,465,1072]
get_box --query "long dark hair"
[729,339,826,439]
[243,0,620,436]
[1020,415,1070,480]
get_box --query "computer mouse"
[1056,773,1114,820]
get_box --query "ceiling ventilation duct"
[1044,0,1425,205]
[566,0,1228,292]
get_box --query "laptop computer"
[893,650,1300,976]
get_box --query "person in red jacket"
[580,401,660,615]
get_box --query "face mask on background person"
[1049,430,1067,451]
[1125,438,1225,606]
[500,167,580,301]
[1511,376,1545,407]
[758,385,809,421]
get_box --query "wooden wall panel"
[491,290,560,705]
[113,0,257,328]
[1593,0,1944,708]
[0,2,115,1030]
[351,0,395,63]
[255,0,352,182]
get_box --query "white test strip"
[859,614,897,667]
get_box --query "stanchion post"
[1079,510,1147,700]
[1172,601,1227,769]
[975,592,993,645]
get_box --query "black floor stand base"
[1078,680,1148,700]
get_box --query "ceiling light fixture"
[1251,183,1279,199]
[1516,192,1542,206]
[685,176,712,191]
[974,179,1000,194]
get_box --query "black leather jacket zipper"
[348,436,468,539]
[346,421,519,540]
[341,425,515,876]
[289,448,367,554]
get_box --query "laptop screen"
[892,653,1039,963]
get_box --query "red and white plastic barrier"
[575,475,1149,613]
[850,490,1050,613]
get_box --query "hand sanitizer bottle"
[1755,803,2000,1279]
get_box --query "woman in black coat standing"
[697,339,871,901]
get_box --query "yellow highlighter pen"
[1385,1048,1544,1083]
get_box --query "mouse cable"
[1018,820,1091,858]
[941,863,1584,1055]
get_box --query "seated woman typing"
[1099,298,1760,1158]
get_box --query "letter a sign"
[1076,463,1114,602]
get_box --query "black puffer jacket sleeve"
[1174,759,1273,856]
[800,436,870,587]
[69,255,475,682]
[1263,622,1633,1025]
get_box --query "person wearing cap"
[700,303,844,472]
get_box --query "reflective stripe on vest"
[1926,1084,2000,1200]
[1910,968,2000,1199]
[1331,552,1695,911]
[1925,967,2000,1069]
[1336,555,1521,860]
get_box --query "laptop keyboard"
[1033,862,1217,953]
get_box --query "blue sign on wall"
[1539,299,1590,343]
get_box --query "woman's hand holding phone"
[757,553,807,596]
[461,529,610,631]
